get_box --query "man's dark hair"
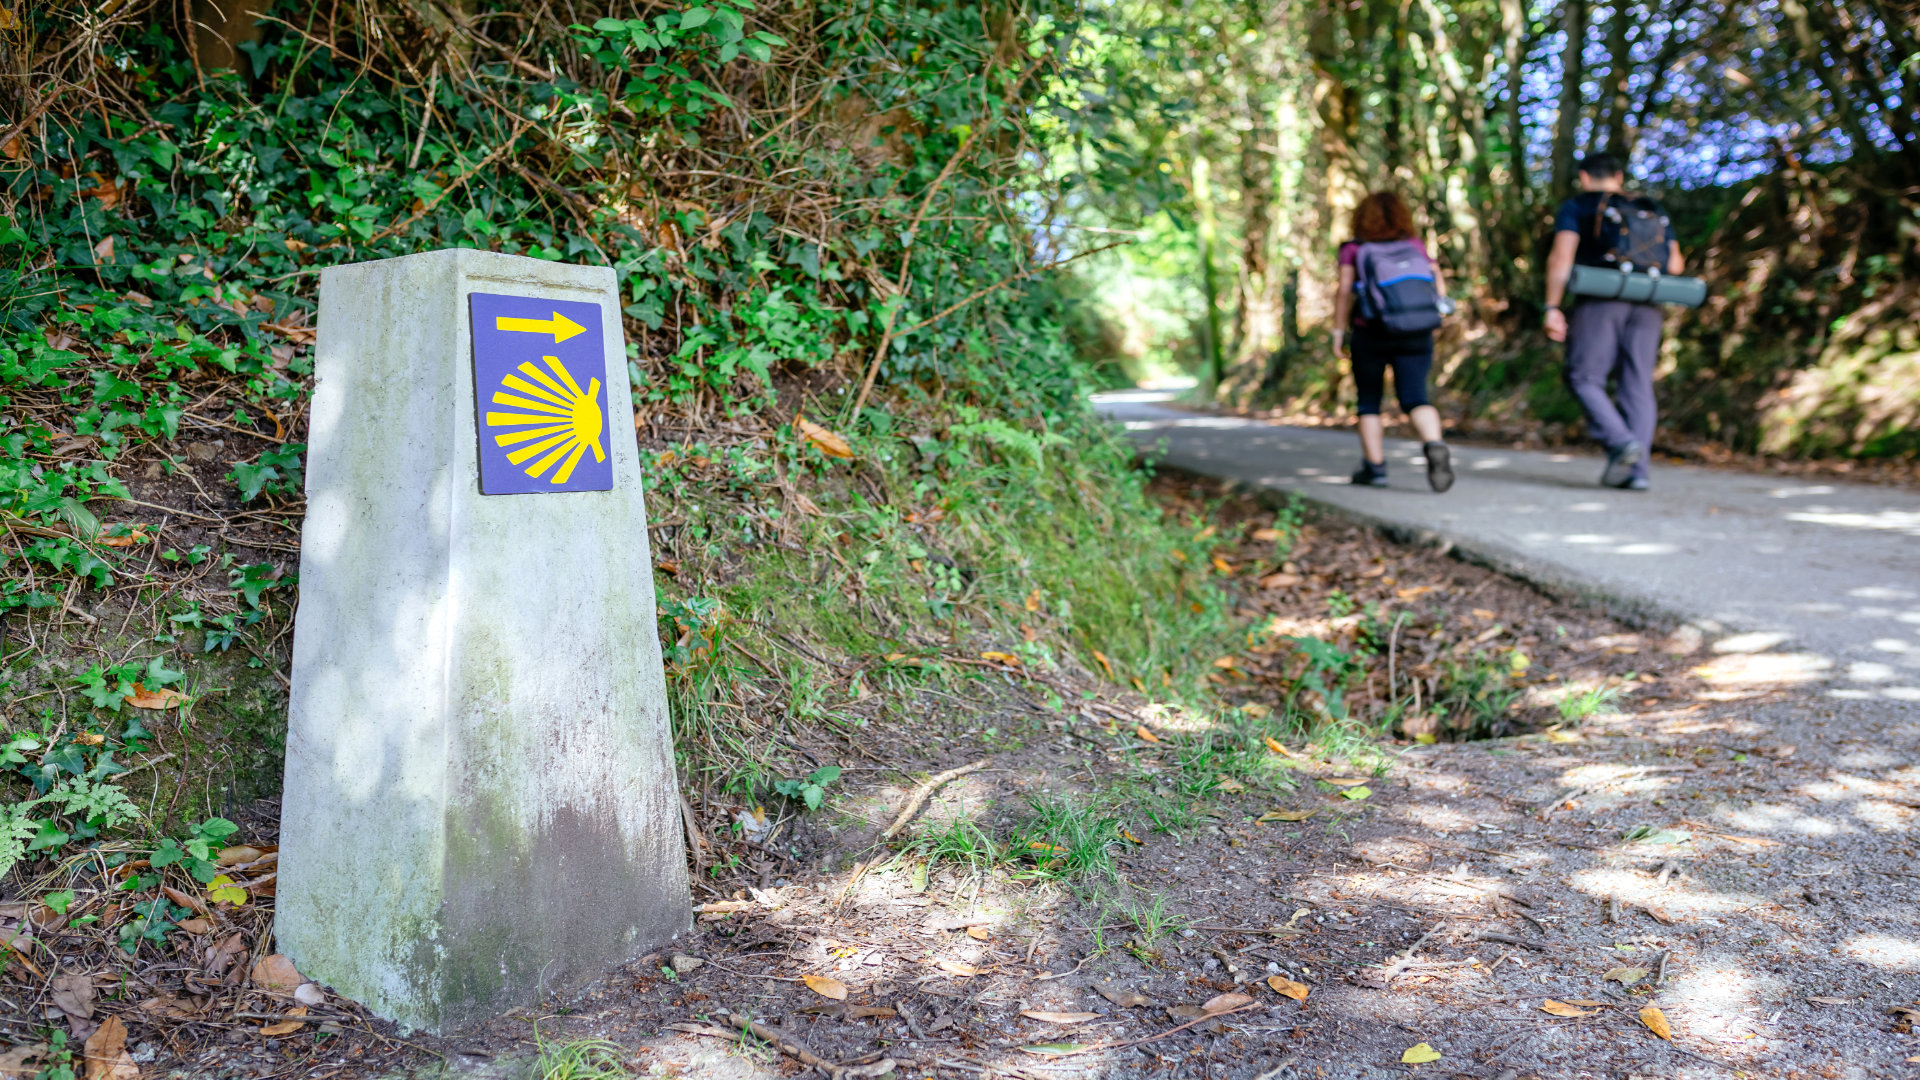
[1578,152,1622,180]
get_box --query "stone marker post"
[278,249,689,1032]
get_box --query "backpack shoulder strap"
[1591,193,1611,240]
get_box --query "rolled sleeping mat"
[1567,264,1708,308]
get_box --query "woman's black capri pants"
[1350,327,1434,416]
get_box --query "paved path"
[1094,390,1920,706]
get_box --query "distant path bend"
[1094,390,1920,706]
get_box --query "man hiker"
[1543,152,1683,490]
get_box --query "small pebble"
[671,954,705,973]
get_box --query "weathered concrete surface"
[1095,391,1920,705]
[279,250,688,1033]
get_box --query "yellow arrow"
[494,311,586,343]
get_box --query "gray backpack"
[1353,239,1443,333]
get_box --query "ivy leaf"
[679,7,711,29]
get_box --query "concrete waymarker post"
[278,250,689,1032]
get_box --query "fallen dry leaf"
[1200,992,1253,1014]
[260,1006,307,1037]
[1323,776,1370,786]
[966,925,989,941]
[1266,976,1309,1001]
[1807,996,1853,1005]
[1093,983,1152,1008]
[161,886,208,917]
[50,973,94,1021]
[1603,966,1649,986]
[1638,1005,1672,1040]
[1258,809,1316,822]
[1210,556,1233,574]
[796,416,853,459]
[95,525,145,548]
[250,954,305,993]
[1540,999,1597,1017]
[1401,1042,1443,1064]
[82,1015,136,1080]
[1090,649,1115,679]
[216,846,269,867]
[126,684,188,710]
[1019,1043,1091,1057]
[1257,571,1300,589]
[1562,999,1610,1008]
[1395,585,1435,599]
[693,900,755,914]
[802,974,849,1001]
[936,960,982,977]
[176,918,212,935]
[83,173,122,210]
[1134,725,1160,744]
[1214,776,1245,793]
[0,1042,49,1079]
[292,983,326,1007]
[1021,1011,1098,1025]
[1263,736,1287,754]
[979,651,1021,665]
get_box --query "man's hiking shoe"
[1423,441,1454,493]
[1351,462,1388,487]
[1624,476,1650,491]
[1602,441,1644,488]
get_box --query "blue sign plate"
[468,292,613,495]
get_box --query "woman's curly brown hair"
[1352,191,1416,243]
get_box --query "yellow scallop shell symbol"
[483,355,605,484]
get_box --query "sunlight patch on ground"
[1690,651,1832,687]
[1660,964,1786,1052]
[1717,801,1847,838]
[1784,508,1920,536]
[1567,867,1763,922]
[1711,631,1794,654]
[1395,804,1486,833]
[1843,934,1920,972]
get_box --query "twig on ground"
[1466,930,1548,952]
[715,1009,895,1079]
[880,758,991,839]
[1026,1003,1264,1060]
[680,792,709,869]
[1034,953,1096,981]
[1379,921,1448,986]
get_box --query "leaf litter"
[16,478,1912,1079]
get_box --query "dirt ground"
[6,482,1917,1080]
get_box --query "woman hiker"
[1330,191,1455,493]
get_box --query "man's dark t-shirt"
[1554,192,1679,268]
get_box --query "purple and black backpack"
[1352,239,1443,333]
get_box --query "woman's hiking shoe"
[1602,441,1644,487]
[1625,476,1650,491]
[1423,441,1454,493]
[1351,461,1389,487]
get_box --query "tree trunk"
[1232,0,1281,380]
[1234,116,1279,375]
[1600,0,1634,158]
[1548,0,1589,200]
[1193,154,1226,390]
[1501,0,1531,199]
